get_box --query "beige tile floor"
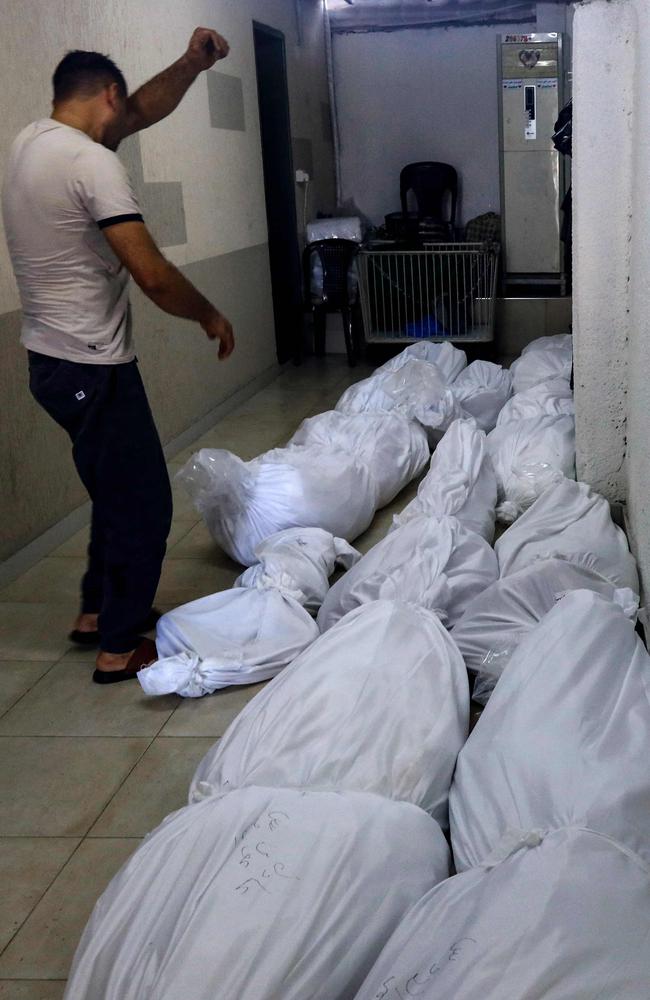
[0,356,428,996]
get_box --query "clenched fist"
[185,27,230,72]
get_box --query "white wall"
[0,0,335,560]
[331,3,571,229]
[573,0,650,599]
[333,22,531,228]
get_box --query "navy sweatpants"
[28,352,172,653]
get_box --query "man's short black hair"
[52,50,127,103]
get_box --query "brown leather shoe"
[92,638,157,685]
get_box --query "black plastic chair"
[400,161,458,236]
[303,238,361,367]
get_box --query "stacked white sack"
[376,340,467,381]
[449,590,650,871]
[392,418,497,542]
[450,360,513,432]
[287,410,429,508]
[451,557,638,705]
[487,414,576,523]
[496,377,574,426]
[64,787,450,1000]
[317,515,498,633]
[510,334,573,393]
[190,600,469,829]
[335,341,466,418]
[496,477,640,594]
[522,332,573,354]
[139,588,320,697]
[177,446,377,566]
[354,826,650,1000]
[234,527,360,612]
[337,358,466,446]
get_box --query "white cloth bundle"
[510,338,573,393]
[496,377,574,427]
[450,360,513,432]
[234,527,360,612]
[190,601,469,828]
[177,446,378,566]
[376,340,467,382]
[451,558,638,705]
[496,477,640,594]
[317,515,498,633]
[521,332,573,355]
[65,786,450,1000]
[392,418,497,542]
[139,588,319,697]
[288,410,429,508]
[379,359,468,445]
[354,825,650,1000]
[450,590,650,871]
[336,359,465,446]
[487,414,576,523]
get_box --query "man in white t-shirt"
[2,30,235,683]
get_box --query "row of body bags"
[486,335,576,523]
[140,418,500,697]
[356,593,650,998]
[66,600,468,999]
[73,340,650,997]
[450,475,640,704]
[335,341,513,440]
[143,337,576,697]
[176,342,517,568]
[68,591,650,998]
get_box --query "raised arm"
[108,27,229,146]
[103,220,234,359]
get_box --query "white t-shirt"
[2,119,143,364]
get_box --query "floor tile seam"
[83,697,185,835]
[0,836,83,961]
[0,734,167,741]
[0,978,67,982]
[0,661,62,724]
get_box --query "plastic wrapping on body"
[510,343,573,393]
[317,515,498,633]
[354,826,650,1000]
[305,216,363,243]
[450,360,513,432]
[449,591,650,871]
[335,359,465,446]
[235,527,360,612]
[392,419,497,542]
[521,332,573,355]
[64,786,450,1000]
[496,377,574,427]
[451,558,639,705]
[487,414,576,523]
[288,410,429,508]
[379,359,468,446]
[139,588,319,697]
[190,601,469,828]
[376,341,467,383]
[495,477,640,594]
[177,446,378,566]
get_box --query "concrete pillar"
[572,0,636,501]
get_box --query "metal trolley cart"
[357,242,499,344]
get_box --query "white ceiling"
[327,0,541,30]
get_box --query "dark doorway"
[253,21,303,364]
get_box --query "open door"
[253,21,303,364]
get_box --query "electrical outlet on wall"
[296,169,310,184]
